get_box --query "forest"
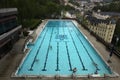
[0,0,63,29]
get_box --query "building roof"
[86,15,116,25]
[100,12,120,17]
[0,8,17,17]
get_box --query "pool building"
[0,8,22,59]
[14,20,118,79]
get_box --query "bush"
[30,19,42,30]
[23,31,29,36]
[22,19,42,30]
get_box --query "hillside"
[0,0,62,28]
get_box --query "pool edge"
[72,20,119,77]
[12,19,119,78]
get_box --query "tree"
[0,0,63,27]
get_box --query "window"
[0,23,6,35]
[0,23,4,35]
[4,21,10,32]
[2,18,17,33]
[9,18,17,29]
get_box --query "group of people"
[60,35,65,40]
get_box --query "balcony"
[0,8,17,17]
[0,25,22,41]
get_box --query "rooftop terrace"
[0,8,17,17]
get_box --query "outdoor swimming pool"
[15,20,114,77]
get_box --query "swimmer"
[49,45,52,50]
[35,59,39,62]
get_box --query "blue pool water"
[17,20,112,76]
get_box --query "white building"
[92,11,110,20]
[86,15,116,43]
[90,0,103,2]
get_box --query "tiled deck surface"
[0,20,120,80]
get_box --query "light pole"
[107,45,114,63]
[115,36,119,46]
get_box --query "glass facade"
[0,23,5,35]
[0,8,21,59]
[0,18,17,35]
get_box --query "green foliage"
[93,1,120,12]
[69,0,80,7]
[66,5,73,10]
[112,18,120,48]
[29,19,42,30]
[93,1,120,48]
[23,31,29,36]
[0,0,62,25]
[82,18,88,25]
[22,19,41,30]
[114,19,120,35]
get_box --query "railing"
[0,8,17,13]
[90,30,120,57]
[0,25,22,40]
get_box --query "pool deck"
[0,20,120,80]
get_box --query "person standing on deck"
[72,67,77,79]
[107,45,114,63]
